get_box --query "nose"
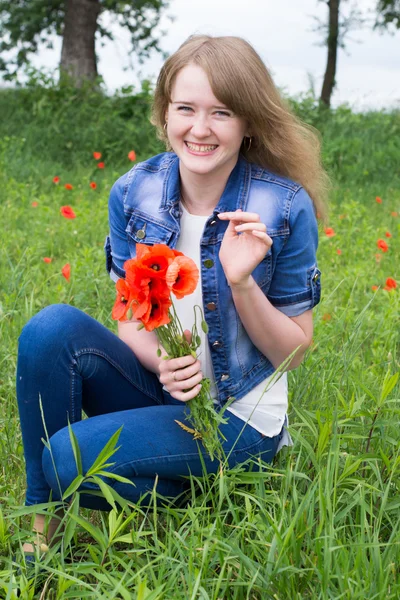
[191,114,211,138]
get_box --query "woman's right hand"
[158,354,203,402]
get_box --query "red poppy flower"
[128,150,136,162]
[97,162,105,169]
[65,183,73,190]
[166,256,199,299]
[385,277,397,290]
[324,227,335,237]
[60,206,76,219]
[336,249,342,255]
[322,313,332,322]
[385,231,392,238]
[90,182,97,189]
[371,285,379,291]
[112,278,133,321]
[134,244,177,279]
[93,152,102,160]
[43,257,52,263]
[391,211,398,217]
[339,214,347,220]
[62,263,70,282]
[376,196,382,204]
[31,201,38,208]
[53,176,60,184]
[140,285,172,331]
[377,239,389,252]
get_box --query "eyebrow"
[171,101,230,110]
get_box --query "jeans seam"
[106,431,274,474]
[72,348,163,406]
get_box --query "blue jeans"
[16,304,284,511]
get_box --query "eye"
[214,110,232,118]
[177,105,193,112]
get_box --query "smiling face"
[165,64,248,182]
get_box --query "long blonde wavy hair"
[151,35,329,221]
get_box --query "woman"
[16,34,328,555]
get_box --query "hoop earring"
[244,136,252,152]
[163,122,168,131]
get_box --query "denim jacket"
[105,152,321,407]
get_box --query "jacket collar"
[159,153,251,214]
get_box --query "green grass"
[0,83,399,598]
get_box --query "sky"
[26,0,400,110]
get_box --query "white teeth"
[186,142,217,152]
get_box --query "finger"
[183,329,192,345]
[173,384,202,403]
[174,371,203,390]
[234,222,267,232]
[162,354,196,373]
[173,361,202,382]
[251,231,273,245]
[218,211,261,223]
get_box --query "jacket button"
[312,272,320,282]
[212,340,222,348]
[220,374,229,382]
[206,302,217,311]
[136,229,146,240]
[204,259,214,268]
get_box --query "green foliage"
[0,84,400,597]
[0,0,169,80]
[375,0,400,30]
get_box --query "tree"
[0,0,169,85]
[313,0,365,108]
[375,0,400,30]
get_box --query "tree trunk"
[320,0,340,108]
[60,0,101,86]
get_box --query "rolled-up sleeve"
[104,175,131,282]
[267,187,321,317]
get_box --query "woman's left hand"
[218,209,273,287]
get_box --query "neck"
[178,163,234,216]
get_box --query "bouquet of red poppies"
[111,243,231,461]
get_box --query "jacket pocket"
[126,211,174,254]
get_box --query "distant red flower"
[97,162,105,169]
[384,277,397,290]
[65,183,73,190]
[376,196,382,204]
[62,263,70,282]
[322,313,332,321]
[385,231,392,238]
[128,150,136,161]
[90,182,97,189]
[31,201,38,208]
[60,205,76,219]
[43,257,52,263]
[324,227,335,237]
[391,211,398,217]
[377,239,389,252]
[336,249,342,255]
[339,214,347,220]
[371,285,379,291]
[375,253,382,263]
[93,152,102,160]
[53,176,60,184]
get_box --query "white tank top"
[172,202,292,453]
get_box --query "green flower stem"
[155,308,230,462]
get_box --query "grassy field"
[0,82,399,598]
